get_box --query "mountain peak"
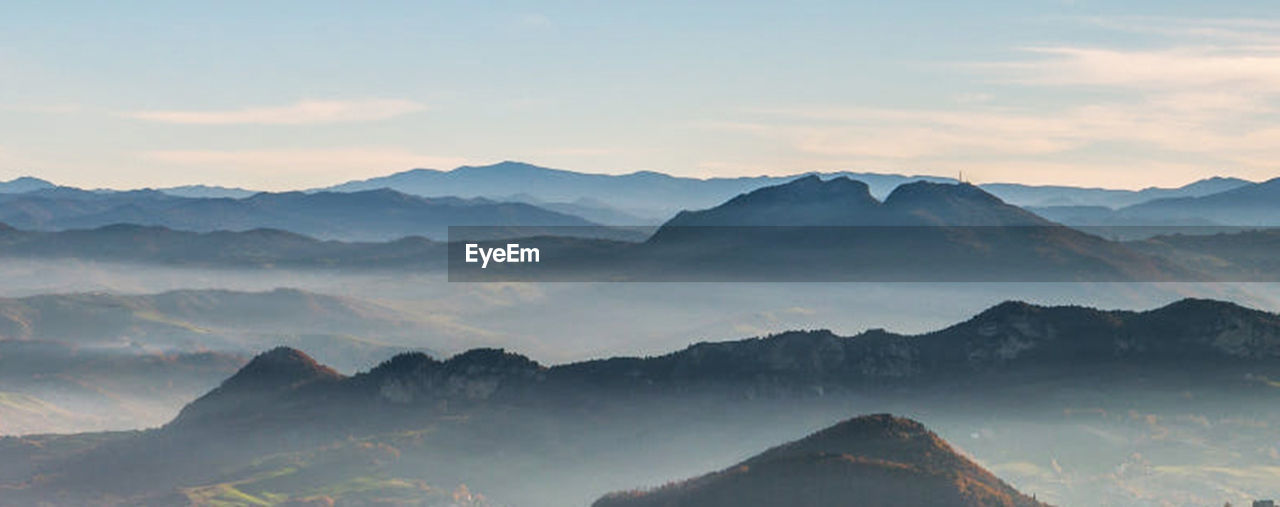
[596,413,1045,507]
[0,176,56,194]
[662,175,879,227]
[885,181,1004,207]
[746,413,947,467]
[884,180,1050,225]
[220,346,342,392]
[455,161,553,174]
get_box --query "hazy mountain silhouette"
[501,193,664,225]
[1127,228,1280,280]
[659,176,1053,227]
[630,176,1189,281]
[60,189,596,241]
[983,176,1251,208]
[6,298,1279,506]
[1119,177,1280,226]
[0,187,597,241]
[319,161,957,219]
[0,223,449,269]
[0,177,56,194]
[1031,178,1280,229]
[594,414,1046,507]
[155,184,256,199]
[316,160,1249,220]
[159,298,1280,430]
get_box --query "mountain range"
[595,414,1046,507]
[316,161,1253,219]
[0,164,1270,243]
[4,297,1278,505]
[457,176,1197,282]
[1031,177,1280,228]
[0,223,449,269]
[0,186,596,241]
[6,174,1278,281]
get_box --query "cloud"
[127,99,426,125]
[988,46,1280,91]
[706,18,1280,187]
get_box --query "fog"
[3,258,1280,363]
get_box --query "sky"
[2,0,1279,190]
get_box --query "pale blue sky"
[2,1,1278,189]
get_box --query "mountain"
[658,175,884,226]
[1118,177,1280,226]
[318,161,957,220]
[983,176,1252,208]
[155,184,257,199]
[0,223,449,270]
[501,193,664,225]
[51,188,598,241]
[594,414,1046,507]
[623,176,1189,282]
[1030,177,1280,230]
[0,177,56,194]
[6,298,1280,505]
[164,298,1280,427]
[658,176,1054,227]
[1127,228,1280,280]
[319,161,1253,220]
[0,187,179,230]
[0,186,602,241]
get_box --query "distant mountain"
[1127,228,1280,280]
[319,161,1254,220]
[594,414,1045,507]
[22,188,598,241]
[1118,177,1280,226]
[659,176,1054,227]
[0,223,449,270]
[620,176,1189,281]
[983,176,1252,208]
[318,161,956,220]
[155,184,257,199]
[501,193,664,225]
[1028,177,1280,231]
[0,177,56,194]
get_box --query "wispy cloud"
[127,99,426,125]
[987,46,1280,91]
[709,17,1280,187]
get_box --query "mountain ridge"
[166,297,1280,430]
[594,414,1046,507]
